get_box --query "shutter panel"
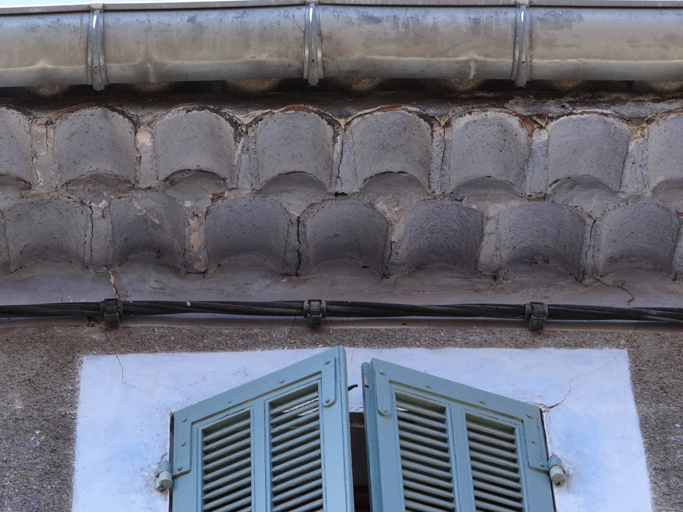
[362,358,554,512]
[172,346,354,512]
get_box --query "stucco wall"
[73,347,650,512]
[0,320,681,512]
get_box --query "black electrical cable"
[0,299,681,326]
[325,302,526,318]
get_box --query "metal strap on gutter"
[304,2,324,86]
[87,4,109,91]
[511,0,531,86]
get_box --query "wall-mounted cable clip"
[525,301,547,331]
[304,299,326,328]
[100,298,122,328]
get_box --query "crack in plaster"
[295,216,302,276]
[384,240,394,278]
[86,203,95,268]
[598,276,636,305]
[536,345,628,412]
[30,119,53,189]
[335,136,344,190]
[106,267,120,298]
[437,124,447,194]
[585,214,597,281]
[104,331,172,413]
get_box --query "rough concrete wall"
[2,100,683,289]
[0,322,681,512]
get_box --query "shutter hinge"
[155,460,173,491]
[547,455,566,486]
[525,302,547,331]
[100,298,122,328]
[303,299,326,328]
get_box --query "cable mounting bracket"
[303,299,326,328]
[525,301,547,331]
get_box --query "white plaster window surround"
[72,348,652,512]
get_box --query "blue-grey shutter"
[363,358,554,512]
[172,346,354,512]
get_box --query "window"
[362,358,554,512]
[170,347,555,512]
[172,347,353,512]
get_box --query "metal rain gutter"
[2,0,683,89]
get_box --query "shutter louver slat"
[273,476,324,504]
[270,420,320,446]
[399,428,451,448]
[404,498,454,512]
[203,476,252,500]
[466,416,524,512]
[467,431,517,450]
[402,469,457,490]
[474,501,523,512]
[204,467,252,492]
[402,458,454,481]
[468,441,519,462]
[208,496,252,512]
[271,410,319,435]
[400,448,453,470]
[201,412,253,512]
[396,394,456,512]
[202,487,251,511]
[272,448,323,475]
[273,488,325,511]
[203,457,252,483]
[470,472,522,494]
[272,468,324,494]
[270,383,324,512]
[272,459,322,486]
[469,452,520,472]
[272,439,321,464]
[402,478,460,500]
[204,418,252,444]
[470,461,521,483]
[400,438,452,461]
[203,447,253,472]
[272,429,320,456]
[203,437,251,463]
[281,498,324,512]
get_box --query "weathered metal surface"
[0,5,681,87]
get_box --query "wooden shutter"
[172,346,354,512]
[362,358,555,512]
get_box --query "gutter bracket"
[87,4,109,91]
[511,0,531,87]
[304,2,323,86]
